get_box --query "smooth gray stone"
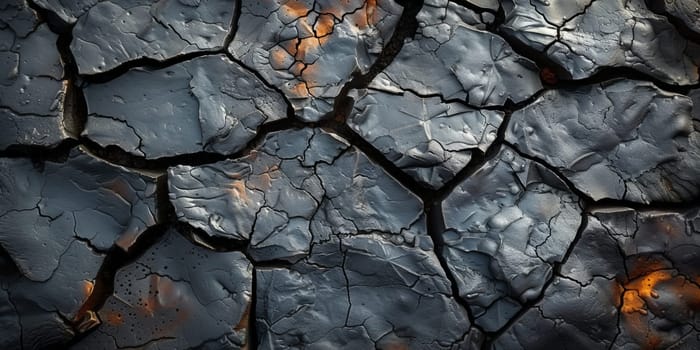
[229,0,403,121]
[348,88,503,188]
[506,79,700,203]
[373,0,542,107]
[168,128,425,263]
[0,148,162,348]
[73,229,253,349]
[256,234,476,349]
[0,0,69,150]
[66,0,237,75]
[441,146,581,332]
[651,0,700,36]
[83,54,286,159]
[501,0,700,85]
[495,207,700,349]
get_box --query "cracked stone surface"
[83,54,286,159]
[501,0,700,85]
[0,0,70,150]
[372,0,542,108]
[74,228,253,349]
[441,146,582,332]
[348,88,504,188]
[495,207,700,350]
[0,148,162,348]
[168,127,425,263]
[229,0,403,122]
[3,0,700,349]
[506,79,700,204]
[256,233,479,349]
[44,0,238,75]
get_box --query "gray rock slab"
[501,0,700,85]
[495,207,700,349]
[256,234,477,349]
[372,0,542,107]
[348,88,503,188]
[0,0,69,150]
[83,54,286,159]
[73,228,253,349]
[441,146,582,332]
[168,128,425,263]
[64,0,237,75]
[229,0,403,121]
[651,0,700,36]
[507,79,700,203]
[0,148,162,281]
[0,148,162,348]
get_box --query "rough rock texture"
[83,54,287,159]
[506,79,700,203]
[372,0,542,108]
[229,0,403,121]
[495,207,700,350]
[0,0,69,150]
[256,234,479,349]
[74,229,253,349]
[501,0,700,85]
[441,146,582,332]
[50,0,238,75]
[3,0,700,348]
[169,128,425,263]
[348,88,504,188]
[0,148,162,348]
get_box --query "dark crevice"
[430,89,548,206]
[427,201,479,327]
[65,223,170,346]
[552,66,700,95]
[248,269,258,350]
[0,140,79,163]
[78,118,306,171]
[325,0,424,124]
[646,0,700,46]
[76,50,230,84]
[322,121,433,200]
[480,213,590,347]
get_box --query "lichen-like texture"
[83,54,286,159]
[2,0,700,349]
[0,0,69,150]
[229,0,403,121]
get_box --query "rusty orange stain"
[82,280,95,298]
[229,180,249,203]
[105,311,124,326]
[314,14,335,37]
[282,0,309,18]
